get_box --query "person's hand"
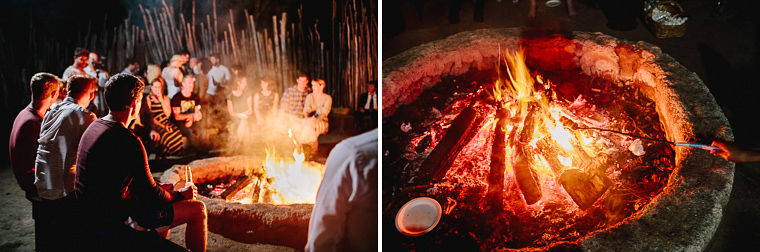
[185,118,194,128]
[178,184,197,200]
[159,183,173,191]
[150,130,160,141]
[193,111,203,121]
[149,95,159,103]
[25,190,43,202]
[711,141,750,162]
[164,125,173,133]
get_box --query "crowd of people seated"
[8,45,381,251]
[50,48,345,160]
[10,56,207,251]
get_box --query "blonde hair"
[312,79,326,87]
[146,64,161,84]
[170,55,184,67]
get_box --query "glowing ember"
[483,48,618,209]
[229,148,323,204]
[384,48,675,250]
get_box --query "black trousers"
[31,194,78,252]
[82,223,188,252]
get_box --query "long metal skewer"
[576,127,719,151]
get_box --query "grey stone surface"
[160,156,313,250]
[383,28,734,251]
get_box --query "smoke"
[230,116,316,160]
[199,97,316,160]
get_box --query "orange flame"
[488,47,603,193]
[233,147,323,204]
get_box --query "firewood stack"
[419,98,614,210]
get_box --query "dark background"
[382,0,760,250]
[0,0,351,165]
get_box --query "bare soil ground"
[0,165,296,252]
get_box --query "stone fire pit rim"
[159,155,315,250]
[382,28,734,251]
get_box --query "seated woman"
[226,76,253,153]
[149,77,184,156]
[253,76,279,127]
[301,79,332,158]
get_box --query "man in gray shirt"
[33,74,98,250]
[36,74,98,200]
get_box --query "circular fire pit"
[382,28,734,251]
[159,156,315,250]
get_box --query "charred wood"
[513,146,543,205]
[418,107,486,183]
[559,168,611,209]
[485,108,510,211]
[570,138,594,169]
[511,104,543,205]
[536,137,565,174]
[221,175,251,200]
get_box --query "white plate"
[395,197,442,237]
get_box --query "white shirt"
[364,93,377,110]
[35,97,97,200]
[207,65,231,96]
[62,66,85,80]
[305,129,378,252]
[162,67,181,99]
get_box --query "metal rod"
[577,127,718,151]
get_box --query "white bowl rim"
[395,197,443,237]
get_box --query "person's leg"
[133,230,189,252]
[529,0,537,18]
[32,199,57,252]
[311,139,320,158]
[449,0,465,23]
[371,111,378,129]
[237,119,249,151]
[567,0,577,17]
[156,200,207,252]
[474,0,485,22]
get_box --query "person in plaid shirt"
[280,73,310,117]
[279,73,311,150]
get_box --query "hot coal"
[382,69,675,251]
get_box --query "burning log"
[536,137,565,174]
[570,138,594,169]
[221,175,252,200]
[511,104,543,205]
[485,108,509,211]
[537,124,613,208]
[563,153,613,209]
[558,167,612,209]
[557,105,608,129]
[418,106,486,183]
[513,146,542,205]
[248,173,265,203]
